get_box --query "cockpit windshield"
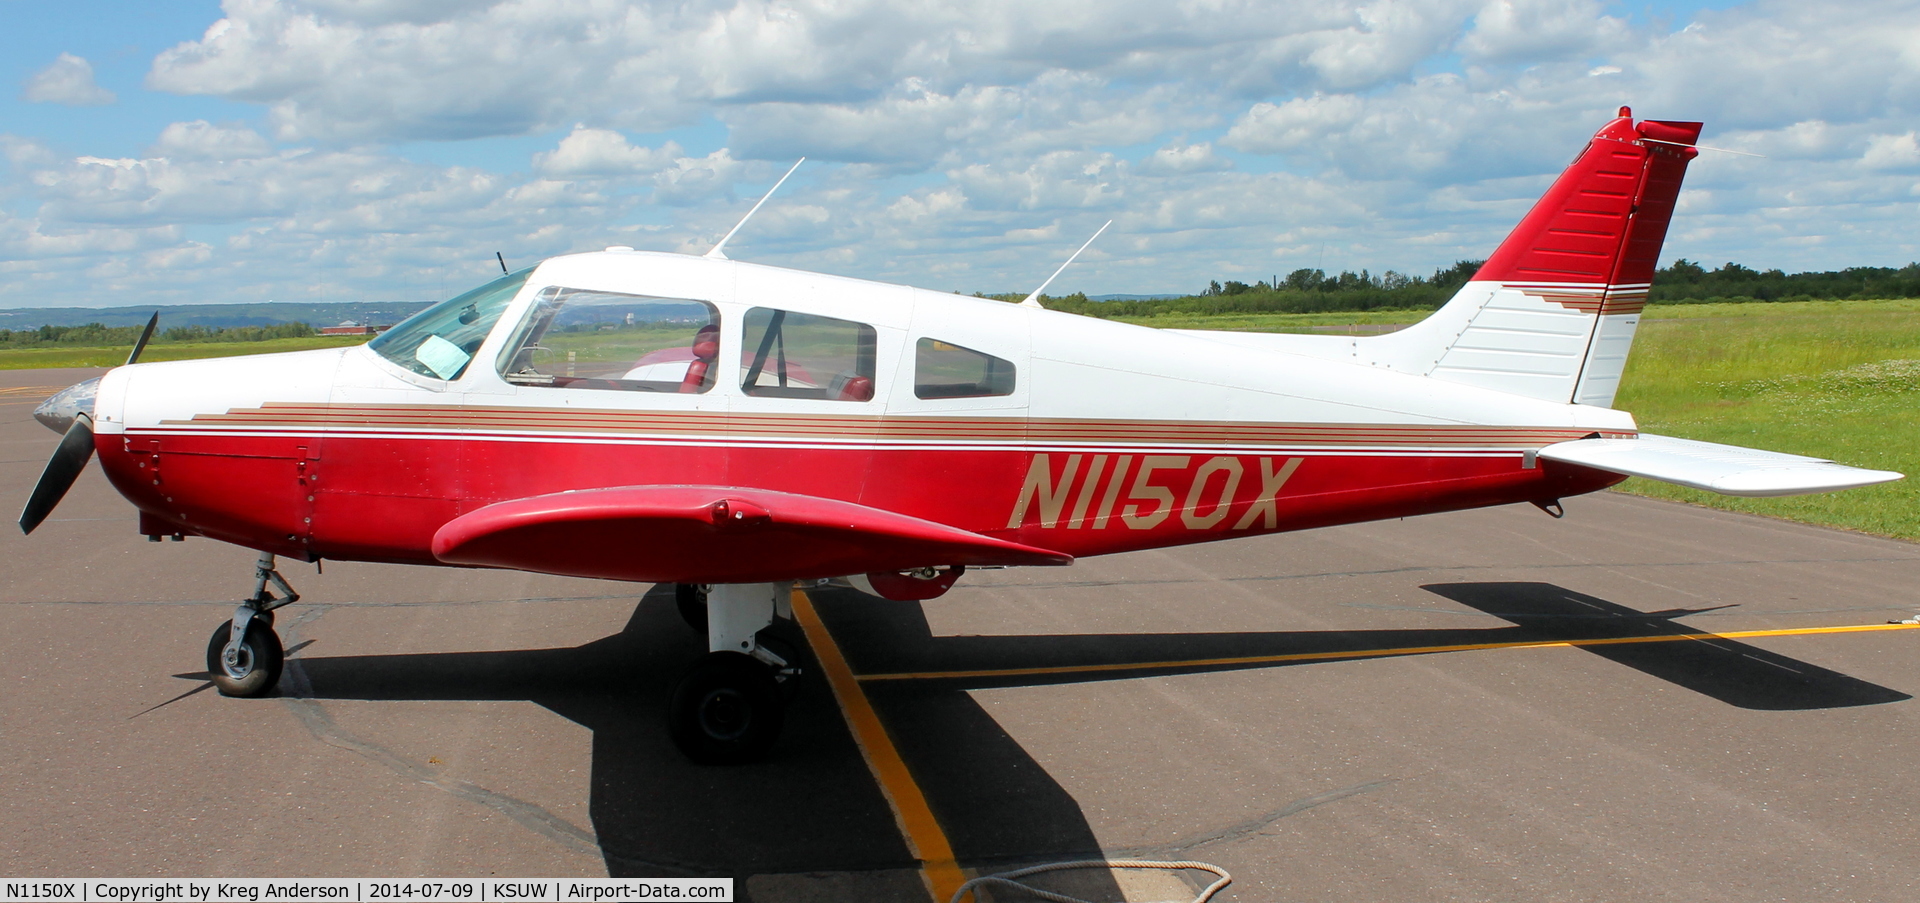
[369,269,532,381]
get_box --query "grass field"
[0,335,369,369]
[1611,300,1920,540]
[10,300,1917,540]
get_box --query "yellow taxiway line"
[791,588,967,903]
[0,386,64,407]
[855,621,1920,683]
[795,595,1918,903]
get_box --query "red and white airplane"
[20,108,1900,763]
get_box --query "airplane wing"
[432,485,1072,584]
[1538,434,1903,498]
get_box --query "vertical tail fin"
[1365,108,1701,406]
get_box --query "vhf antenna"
[1021,220,1112,309]
[496,252,509,274]
[705,158,806,260]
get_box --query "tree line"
[0,322,320,349]
[1649,260,1920,304]
[1016,260,1920,318]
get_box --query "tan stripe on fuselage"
[157,402,1628,450]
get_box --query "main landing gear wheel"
[674,583,708,632]
[668,651,785,765]
[205,617,284,697]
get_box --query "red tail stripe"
[1475,113,1700,287]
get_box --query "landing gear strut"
[667,582,801,764]
[205,552,299,697]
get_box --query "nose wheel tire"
[205,619,284,698]
[668,651,784,765]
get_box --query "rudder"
[1366,108,1701,406]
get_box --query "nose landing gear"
[205,552,300,697]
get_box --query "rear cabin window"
[914,338,1016,399]
[739,308,877,401]
[497,287,721,393]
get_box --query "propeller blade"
[125,311,159,366]
[19,414,96,535]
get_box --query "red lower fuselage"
[98,422,1624,574]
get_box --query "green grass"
[1611,300,1920,539]
[535,324,696,377]
[0,335,370,370]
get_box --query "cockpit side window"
[370,269,532,381]
[740,308,877,401]
[914,338,1016,399]
[496,287,721,393]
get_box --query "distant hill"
[0,302,435,331]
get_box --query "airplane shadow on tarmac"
[283,581,1908,884]
[287,583,1124,889]
[1421,582,1912,711]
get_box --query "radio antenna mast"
[705,158,806,260]
[1021,220,1112,309]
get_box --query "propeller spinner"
[18,311,158,534]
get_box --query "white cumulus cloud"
[1137,142,1232,176]
[534,127,683,178]
[142,0,1507,146]
[1458,0,1633,64]
[1862,132,1920,171]
[150,121,276,160]
[22,53,116,106]
[0,0,1913,308]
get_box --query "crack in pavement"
[1113,778,1400,858]
[275,605,605,862]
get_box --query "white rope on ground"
[948,859,1231,903]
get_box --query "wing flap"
[1538,434,1902,498]
[432,485,1071,584]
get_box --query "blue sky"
[3,0,1917,308]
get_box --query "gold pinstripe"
[158,402,1630,450]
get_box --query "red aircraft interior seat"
[678,325,720,394]
[835,375,874,401]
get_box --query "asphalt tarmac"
[5,366,1920,902]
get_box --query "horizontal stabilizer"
[1538,434,1902,497]
[433,485,1071,584]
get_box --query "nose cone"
[33,377,99,434]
